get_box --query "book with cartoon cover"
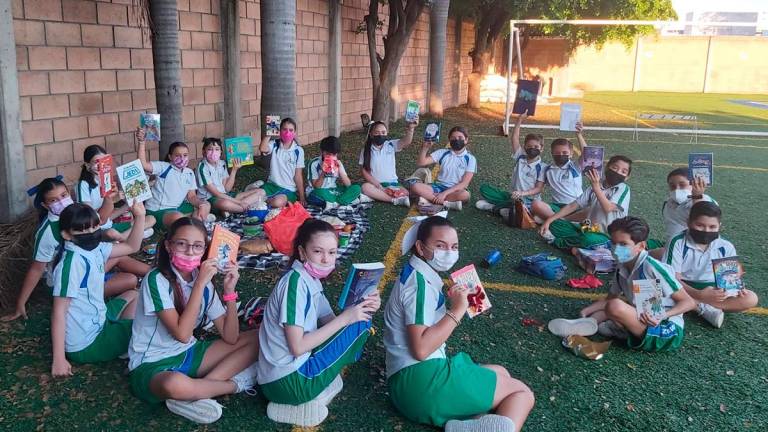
[712,256,744,297]
[424,121,441,143]
[405,100,420,123]
[512,79,541,116]
[338,262,385,309]
[265,115,281,137]
[115,159,152,205]
[96,154,115,198]
[580,146,605,179]
[224,136,255,168]
[632,279,665,321]
[140,113,161,142]
[688,152,713,186]
[207,225,241,270]
[450,264,492,318]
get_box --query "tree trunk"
[260,0,297,131]
[467,6,509,109]
[149,0,183,157]
[428,0,449,115]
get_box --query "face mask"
[49,196,74,216]
[525,147,541,159]
[172,253,202,272]
[426,248,460,272]
[604,169,626,187]
[280,130,295,143]
[449,139,465,151]
[172,155,189,169]
[71,230,103,251]
[372,135,387,146]
[553,155,570,166]
[612,245,637,264]
[303,261,335,279]
[669,188,690,205]
[205,149,221,162]
[688,228,719,245]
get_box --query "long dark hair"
[413,216,455,256]
[291,219,337,263]
[156,217,209,314]
[32,177,68,222]
[54,203,102,266]
[362,121,386,173]
[164,141,189,162]
[78,145,107,189]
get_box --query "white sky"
[672,0,768,14]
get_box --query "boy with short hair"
[530,137,583,221]
[664,202,758,328]
[580,216,695,352]
[658,167,715,245]
[306,136,362,210]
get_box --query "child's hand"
[432,192,448,205]
[135,127,146,143]
[691,176,707,197]
[341,298,377,324]
[1,304,28,322]
[406,114,419,129]
[539,221,551,237]
[129,200,146,217]
[585,168,601,188]
[364,291,382,312]
[198,258,219,285]
[516,111,528,125]
[575,121,584,134]
[221,263,239,294]
[639,312,662,328]
[422,140,433,148]
[52,358,73,378]
[232,158,242,170]
[702,287,727,304]
[447,283,470,315]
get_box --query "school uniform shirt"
[145,161,197,211]
[196,159,229,201]
[306,156,345,191]
[661,194,715,242]
[608,250,685,328]
[264,140,305,192]
[257,260,334,384]
[384,256,447,378]
[52,241,114,352]
[358,139,402,184]
[76,180,114,229]
[431,148,477,188]
[33,212,63,287]
[544,160,583,204]
[128,267,226,371]
[574,182,631,232]
[664,231,735,284]
[510,148,547,198]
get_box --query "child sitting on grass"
[358,119,418,207]
[530,137,583,222]
[258,118,307,208]
[196,137,266,214]
[665,202,758,328]
[306,136,362,210]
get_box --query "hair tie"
[26,175,63,197]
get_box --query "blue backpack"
[517,252,567,280]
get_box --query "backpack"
[517,252,567,280]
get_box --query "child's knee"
[604,298,627,319]
[743,290,759,309]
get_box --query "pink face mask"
[172,155,189,169]
[280,130,295,144]
[303,261,335,279]
[172,253,202,272]
[49,196,74,216]
[205,149,221,162]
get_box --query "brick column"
[220,0,241,137]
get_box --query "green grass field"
[2,91,767,431]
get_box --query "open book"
[338,262,385,309]
[450,264,492,318]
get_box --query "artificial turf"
[1,91,767,431]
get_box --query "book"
[405,100,420,123]
[115,159,152,205]
[712,256,744,297]
[265,115,281,137]
[424,121,441,143]
[207,225,241,270]
[559,103,582,131]
[512,79,541,116]
[450,264,492,318]
[338,262,385,309]
[224,136,255,168]
[95,154,115,198]
[632,279,665,321]
[580,146,605,179]
[322,154,339,176]
[688,152,713,186]
[575,247,616,274]
[140,113,161,142]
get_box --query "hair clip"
[26,175,63,196]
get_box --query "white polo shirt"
[52,241,114,352]
[264,140,305,192]
[544,160,583,205]
[196,159,230,201]
[76,180,114,229]
[608,250,685,328]
[33,212,62,264]
[128,267,226,371]
[661,194,715,242]
[145,161,197,211]
[358,139,402,184]
[431,148,477,188]
[664,231,735,284]
[306,156,347,190]
[511,148,547,198]
[575,182,631,232]
[384,255,447,378]
[257,261,335,384]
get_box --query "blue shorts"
[431,183,450,193]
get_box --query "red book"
[96,154,115,197]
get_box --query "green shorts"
[262,181,298,202]
[683,280,713,290]
[208,191,236,205]
[66,298,131,364]
[111,221,132,233]
[388,352,497,427]
[628,320,684,352]
[129,339,214,404]
[146,201,195,229]
[548,202,566,213]
[647,238,665,250]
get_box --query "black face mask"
[688,228,719,245]
[372,135,387,146]
[72,230,103,251]
[449,139,465,151]
[604,169,626,187]
[525,148,541,158]
[553,155,570,166]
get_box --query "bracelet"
[222,292,238,302]
[691,194,703,199]
[445,311,460,326]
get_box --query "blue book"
[512,79,541,116]
[424,121,441,143]
[688,152,713,186]
[338,262,385,309]
[712,256,744,297]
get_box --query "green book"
[224,136,255,168]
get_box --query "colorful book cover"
[115,159,152,205]
[424,121,441,143]
[688,152,713,186]
[207,224,241,269]
[712,256,744,297]
[405,100,420,123]
[575,247,616,274]
[581,146,605,179]
[559,103,582,131]
[632,279,665,321]
[338,262,385,309]
[140,113,161,142]
[512,79,541,116]
[96,154,115,198]
[450,264,492,318]
[265,115,281,137]
[224,136,255,168]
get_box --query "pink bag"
[263,203,312,255]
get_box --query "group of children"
[0,111,759,431]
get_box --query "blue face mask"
[612,245,637,263]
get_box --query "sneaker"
[475,199,495,211]
[142,228,154,239]
[324,201,340,211]
[547,317,598,337]
[166,399,223,424]
[267,401,328,427]
[446,414,516,432]
[393,196,410,207]
[541,229,555,243]
[597,320,629,339]
[697,303,724,328]
[499,208,511,219]
[533,215,544,224]
[206,214,217,223]
[245,180,265,191]
[444,201,462,211]
[231,362,259,393]
[357,194,374,204]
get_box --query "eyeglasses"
[169,240,206,254]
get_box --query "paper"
[559,103,582,131]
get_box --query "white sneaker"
[245,180,265,191]
[267,401,328,427]
[697,303,724,328]
[597,320,629,339]
[475,199,495,211]
[206,214,217,223]
[445,414,516,432]
[541,229,555,243]
[142,228,154,239]
[533,215,544,224]
[499,208,511,219]
[444,201,463,211]
[393,196,410,207]
[324,201,340,211]
[166,398,223,424]
[357,194,374,204]
[547,317,598,337]
[231,362,259,393]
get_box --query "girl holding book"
[128,217,259,424]
[258,118,306,208]
[358,119,418,207]
[257,219,380,427]
[384,215,534,432]
[196,137,266,214]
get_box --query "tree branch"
[365,2,381,91]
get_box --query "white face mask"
[669,188,691,205]
[427,248,459,272]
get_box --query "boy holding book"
[530,136,584,222]
[306,136,362,210]
[664,202,758,328]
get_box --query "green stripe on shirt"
[147,269,166,312]
[33,221,50,256]
[285,271,301,326]
[58,250,75,297]
[415,272,426,325]
[616,184,629,206]
[647,257,681,292]
[198,163,209,186]
[666,233,685,265]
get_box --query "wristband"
[691,194,703,199]
[445,311,460,326]
[222,292,238,302]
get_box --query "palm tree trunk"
[149,0,183,157]
[428,0,449,115]
[260,0,297,127]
